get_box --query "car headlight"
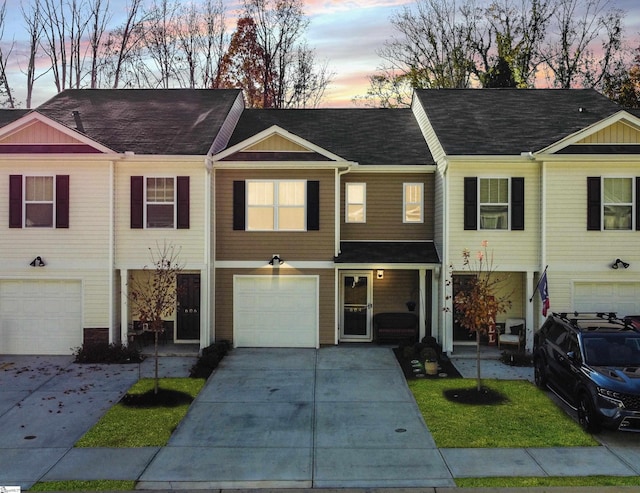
[597,387,624,407]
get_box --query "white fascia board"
[212,124,349,162]
[347,164,436,173]
[0,112,116,154]
[211,161,357,169]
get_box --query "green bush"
[189,340,231,379]
[73,343,143,364]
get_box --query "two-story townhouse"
[1,89,244,354]
[413,88,640,353]
[211,109,440,348]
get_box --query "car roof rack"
[554,312,636,331]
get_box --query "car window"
[583,334,640,366]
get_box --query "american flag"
[538,271,550,316]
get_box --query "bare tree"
[540,0,624,88]
[143,0,181,89]
[86,0,110,88]
[201,0,227,88]
[352,70,413,108]
[0,0,16,107]
[21,0,45,107]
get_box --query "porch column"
[419,269,427,340]
[120,269,129,346]
[431,267,440,343]
[526,270,534,352]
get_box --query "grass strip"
[30,480,135,491]
[75,378,205,447]
[408,378,598,448]
[456,476,640,488]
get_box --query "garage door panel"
[0,280,82,355]
[234,276,318,348]
[574,282,640,317]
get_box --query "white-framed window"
[479,178,509,230]
[146,177,175,228]
[247,180,306,231]
[603,177,633,230]
[403,183,424,223]
[345,182,366,223]
[25,175,54,227]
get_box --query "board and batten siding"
[0,159,113,328]
[447,162,540,272]
[578,122,640,144]
[214,268,336,345]
[114,161,207,268]
[215,168,335,261]
[341,172,434,241]
[0,121,79,144]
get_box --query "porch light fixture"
[611,258,630,269]
[29,256,46,267]
[377,269,384,279]
[269,254,284,266]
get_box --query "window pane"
[480,205,508,229]
[480,178,508,203]
[147,177,174,203]
[604,205,632,230]
[278,207,305,230]
[248,182,274,205]
[347,183,365,203]
[604,178,632,204]
[147,204,174,228]
[347,204,365,222]
[26,176,53,201]
[346,183,365,223]
[278,181,304,205]
[404,183,423,223]
[248,207,274,230]
[26,203,53,227]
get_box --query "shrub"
[73,343,143,364]
[189,340,231,379]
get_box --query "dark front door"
[177,274,200,341]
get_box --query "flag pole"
[529,265,549,303]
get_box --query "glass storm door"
[340,272,372,341]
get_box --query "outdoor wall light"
[611,258,630,269]
[29,256,46,267]
[377,269,384,279]
[269,254,284,266]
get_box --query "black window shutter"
[233,180,246,230]
[463,177,478,230]
[9,175,22,228]
[131,176,144,229]
[55,175,69,228]
[511,177,524,230]
[307,180,320,231]
[636,178,640,231]
[587,177,601,231]
[176,176,190,229]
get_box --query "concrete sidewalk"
[1,348,640,490]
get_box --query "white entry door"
[340,272,373,342]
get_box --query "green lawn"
[408,378,598,448]
[75,378,205,447]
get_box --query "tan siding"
[114,160,207,268]
[215,168,335,261]
[341,172,434,241]
[372,270,419,314]
[1,121,80,144]
[246,134,310,152]
[215,268,336,345]
[578,122,640,144]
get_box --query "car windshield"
[582,333,640,367]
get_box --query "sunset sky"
[2,0,640,108]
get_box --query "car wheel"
[534,358,547,389]
[577,393,601,433]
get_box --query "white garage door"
[574,282,640,317]
[234,276,318,348]
[0,280,82,355]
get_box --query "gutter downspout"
[204,156,214,349]
[334,165,351,345]
[109,159,115,344]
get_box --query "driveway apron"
[138,346,454,489]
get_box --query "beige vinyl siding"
[578,122,640,144]
[372,270,420,314]
[215,168,335,261]
[447,162,540,272]
[214,268,335,345]
[341,173,434,241]
[114,160,207,268]
[0,121,80,144]
[0,159,113,329]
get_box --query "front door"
[177,274,200,341]
[340,271,372,342]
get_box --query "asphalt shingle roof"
[0,109,31,127]
[335,241,440,264]
[36,89,242,155]
[227,108,434,165]
[414,89,623,155]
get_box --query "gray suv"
[533,312,640,433]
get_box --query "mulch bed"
[393,347,462,380]
[443,386,508,405]
[120,388,193,408]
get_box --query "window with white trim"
[345,183,366,223]
[146,177,175,228]
[247,180,306,231]
[479,178,508,230]
[25,176,54,227]
[603,177,633,230]
[403,183,424,223]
